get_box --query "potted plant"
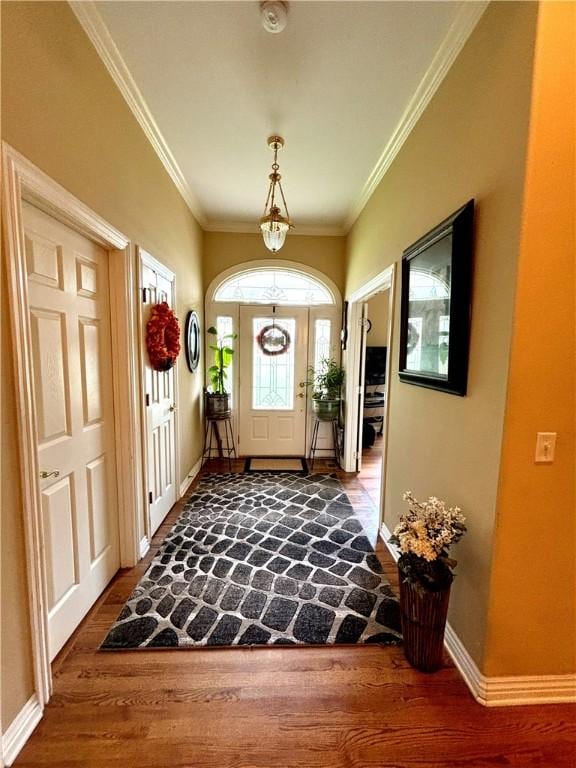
[307,358,345,421]
[205,325,237,417]
[389,492,467,672]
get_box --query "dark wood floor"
[14,460,576,767]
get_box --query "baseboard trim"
[481,673,576,707]
[442,621,487,703]
[139,535,150,559]
[379,521,399,561]
[379,522,576,707]
[179,457,202,499]
[2,695,42,766]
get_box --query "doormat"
[245,457,307,474]
[101,472,402,649]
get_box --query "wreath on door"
[256,323,291,356]
[146,302,181,371]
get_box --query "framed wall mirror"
[399,200,474,396]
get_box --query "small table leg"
[332,419,340,465]
[310,418,320,471]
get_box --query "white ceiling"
[83,1,485,234]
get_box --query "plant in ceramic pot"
[205,325,237,417]
[307,358,345,422]
[389,492,467,672]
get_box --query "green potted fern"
[206,325,237,417]
[307,358,345,422]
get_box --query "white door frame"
[204,260,342,458]
[1,143,143,711]
[238,304,309,458]
[343,265,396,518]
[136,247,179,550]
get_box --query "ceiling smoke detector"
[260,1,289,34]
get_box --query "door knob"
[169,404,178,412]
[297,392,305,399]
[40,470,60,479]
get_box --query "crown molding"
[70,0,487,236]
[345,1,489,232]
[203,220,345,237]
[379,522,576,707]
[69,1,207,228]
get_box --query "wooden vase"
[398,570,451,673]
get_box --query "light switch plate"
[535,432,557,463]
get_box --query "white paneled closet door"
[140,253,178,536]
[23,201,120,660]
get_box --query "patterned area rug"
[101,472,402,649]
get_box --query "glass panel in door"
[239,306,308,457]
[252,317,296,409]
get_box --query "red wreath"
[146,302,181,371]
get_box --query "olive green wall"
[346,2,538,669]
[366,291,389,348]
[1,1,204,728]
[203,232,346,296]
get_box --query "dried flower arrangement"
[390,492,467,592]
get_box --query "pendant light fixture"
[260,135,293,252]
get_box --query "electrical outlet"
[535,432,557,463]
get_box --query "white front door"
[239,306,308,456]
[140,253,178,536]
[23,201,120,660]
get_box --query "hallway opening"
[358,289,391,512]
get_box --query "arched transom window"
[214,268,335,305]
[409,269,449,301]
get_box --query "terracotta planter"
[398,569,451,673]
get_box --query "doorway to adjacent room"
[358,290,390,509]
[342,265,395,535]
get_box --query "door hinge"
[142,288,148,303]
[145,393,150,407]
[148,491,153,504]
[357,386,363,395]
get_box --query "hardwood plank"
[14,462,576,767]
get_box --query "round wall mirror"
[184,310,201,372]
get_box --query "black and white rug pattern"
[102,472,402,649]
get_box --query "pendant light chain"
[262,179,273,218]
[277,179,291,224]
[270,142,279,210]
